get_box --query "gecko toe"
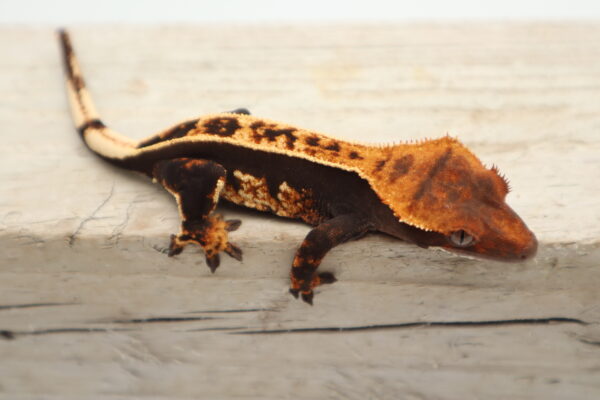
[318,272,337,285]
[168,234,184,257]
[225,243,243,261]
[206,254,221,273]
[301,291,314,305]
[225,219,242,232]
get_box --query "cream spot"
[225,170,276,212]
[213,177,225,205]
[223,172,321,224]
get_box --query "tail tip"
[57,28,68,40]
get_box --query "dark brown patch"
[138,120,199,148]
[324,142,341,152]
[389,154,414,182]
[168,120,200,139]
[413,148,453,201]
[373,159,388,173]
[203,117,241,137]
[250,121,297,149]
[305,136,320,147]
[250,121,265,130]
[264,128,298,150]
[226,170,242,193]
[264,176,282,200]
[249,121,265,142]
[59,29,91,121]
[446,187,461,203]
[473,174,503,207]
[77,119,106,137]
[58,31,85,92]
[71,75,85,91]
[349,151,363,160]
[59,31,77,85]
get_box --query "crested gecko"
[59,30,537,304]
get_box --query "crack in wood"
[184,308,277,314]
[0,302,77,311]
[232,317,587,335]
[111,316,218,324]
[185,326,248,332]
[1,327,133,340]
[106,199,135,247]
[579,338,600,347]
[1,330,15,339]
[68,183,115,246]
[1,317,221,340]
[1,317,587,341]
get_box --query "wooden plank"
[1,24,599,399]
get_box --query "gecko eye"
[449,230,476,247]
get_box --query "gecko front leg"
[290,214,373,304]
[152,158,242,272]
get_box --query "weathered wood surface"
[1,24,599,399]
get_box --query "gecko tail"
[59,29,137,160]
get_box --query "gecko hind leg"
[289,214,372,305]
[152,158,242,272]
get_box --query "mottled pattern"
[412,149,452,201]
[152,158,242,272]
[223,170,320,225]
[250,121,298,150]
[349,151,363,160]
[138,120,199,147]
[134,114,523,239]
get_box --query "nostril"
[521,235,538,260]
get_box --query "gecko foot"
[288,288,314,305]
[168,215,243,272]
[289,272,337,305]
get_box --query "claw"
[167,216,242,270]
[318,272,337,285]
[289,288,300,299]
[225,219,242,232]
[301,291,314,305]
[225,243,243,261]
[206,254,221,273]
[168,234,183,257]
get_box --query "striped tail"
[59,29,138,161]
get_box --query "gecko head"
[438,201,538,262]
[382,137,537,261]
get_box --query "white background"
[1,0,600,23]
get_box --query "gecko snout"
[518,233,538,260]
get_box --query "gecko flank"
[59,31,537,305]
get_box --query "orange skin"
[369,138,537,261]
